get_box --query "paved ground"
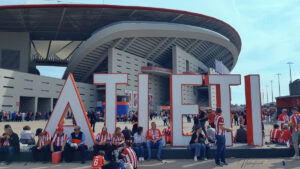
[0,158,298,169]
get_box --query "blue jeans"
[189,143,206,158]
[0,146,14,163]
[146,140,163,159]
[215,135,226,165]
[133,145,145,158]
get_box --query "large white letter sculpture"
[170,74,202,146]
[138,74,149,132]
[93,73,128,134]
[245,75,263,146]
[45,73,95,146]
[206,74,241,146]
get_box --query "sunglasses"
[74,129,79,131]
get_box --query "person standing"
[278,109,289,130]
[90,111,97,132]
[199,110,208,134]
[131,114,138,135]
[207,109,216,128]
[289,107,300,160]
[146,122,163,161]
[214,108,232,167]
[32,128,51,163]
[64,126,88,163]
[0,110,3,122]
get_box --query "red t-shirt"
[146,129,162,141]
[207,113,216,124]
[91,155,104,169]
[270,129,281,143]
[279,129,291,143]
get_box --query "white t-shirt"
[133,133,146,144]
[20,130,34,140]
[207,128,216,141]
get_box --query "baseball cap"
[36,128,43,136]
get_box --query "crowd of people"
[0,111,51,122]
[0,106,300,168]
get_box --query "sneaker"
[157,157,162,161]
[221,162,228,165]
[291,155,300,160]
[194,156,198,162]
[216,163,223,167]
[142,157,145,161]
[203,158,207,161]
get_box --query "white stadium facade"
[0,4,241,113]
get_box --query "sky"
[3,0,300,105]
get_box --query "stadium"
[0,4,241,114]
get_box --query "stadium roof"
[0,4,241,51]
[0,4,242,81]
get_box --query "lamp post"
[276,73,281,96]
[271,80,274,103]
[266,84,269,104]
[287,62,293,83]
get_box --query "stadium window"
[2,95,13,98]
[24,79,33,82]
[3,76,14,80]
[2,105,13,107]
[3,86,14,89]
[186,60,189,72]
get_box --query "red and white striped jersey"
[278,114,289,128]
[121,147,138,169]
[38,132,50,147]
[96,132,112,142]
[270,129,281,143]
[52,133,68,147]
[112,133,125,143]
[214,115,225,136]
[290,114,300,132]
[146,129,162,140]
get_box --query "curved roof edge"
[0,3,241,52]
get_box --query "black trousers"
[64,144,87,163]
[90,122,96,132]
[93,144,113,161]
[32,145,50,162]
